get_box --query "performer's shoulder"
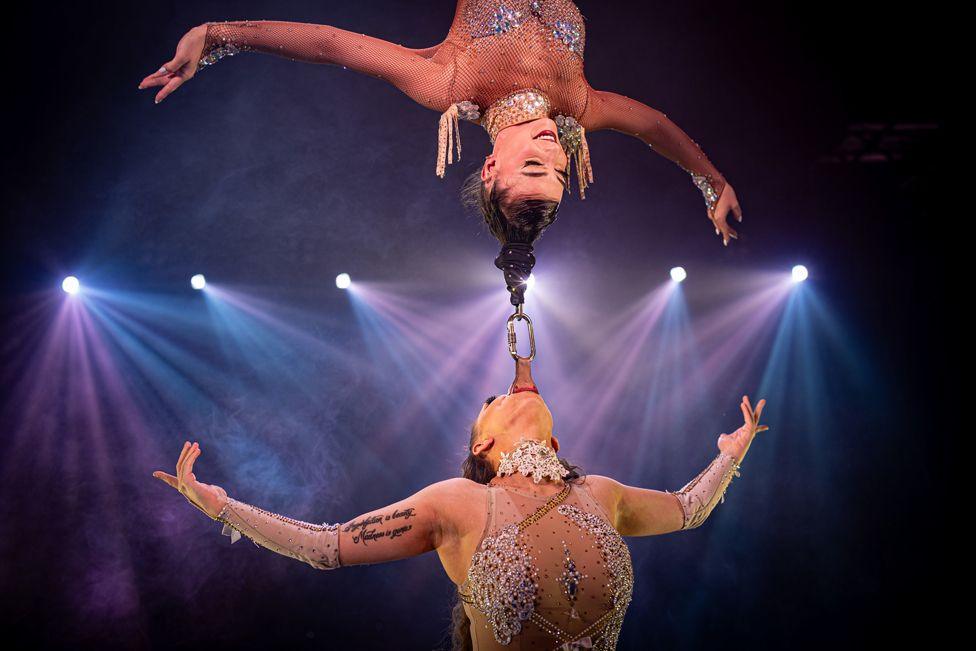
[426,476,489,495]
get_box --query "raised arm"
[152,441,467,570]
[587,396,767,536]
[580,87,743,246]
[139,21,453,112]
[214,479,463,569]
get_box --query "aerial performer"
[138,0,745,252]
[153,358,768,649]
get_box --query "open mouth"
[533,130,558,143]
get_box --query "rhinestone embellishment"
[488,4,523,35]
[551,19,582,52]
[482,89,552,142]
[464,522,539,644]
[692,172,721,216]
[557,542,586,619]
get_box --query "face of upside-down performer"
[139,0,744,248]
[154,359,768,650]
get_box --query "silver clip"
[506,305,536,361]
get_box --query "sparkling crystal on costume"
[551,19,582,52]
[555,114,582,151]
[492,5,523,35]
[496,438,570,484]
[464,0,585,57]
[456,100,482,122]
[557,504,634,650]
[463,522,540,644]
[462,480,633,649]
[558,542,586,619]
[692,172,721,216]
[198,43,243,68]
[483,89,552,142]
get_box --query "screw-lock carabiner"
[506,304,536,361]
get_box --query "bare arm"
[581,87,743,246]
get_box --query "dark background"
[1,1,948,649]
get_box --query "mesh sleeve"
[667,452,742,530]
[581,88,728,210]
[216,496,341,570]
[199,20,454,112]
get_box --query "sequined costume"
[207,439,742,649]
[459,476,634,649]
[197,0,729,208]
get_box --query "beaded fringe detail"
[571,126,593,199]
[436,104,462,178]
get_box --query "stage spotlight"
[61,276,80,295]
[190,274,206,290]
[791,265,809,283]
[670,266,687,283]
[525,273,537,292]
[335,273,351,289]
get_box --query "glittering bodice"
[460,479,634,649]
[434,0,590,121]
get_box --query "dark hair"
[448,405,583,651]
[460,169,561,245]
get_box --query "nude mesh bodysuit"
[201,0,729,202]
[459,477,634,650]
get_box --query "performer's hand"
[153,441,228,519]
[717,395,768,462]
[137,25,208,104]
[711,182,743,247]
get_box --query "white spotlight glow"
[670,266,687,283]
[525,273,537,292]
[61,276,80,295]
[335,273,351,289]
[190,274,206,290]
[791,265,809,283]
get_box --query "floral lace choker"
[496,438,570,484]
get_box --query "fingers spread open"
[754,398,766,423]
[740,400,753,426]
[153,470,179,488]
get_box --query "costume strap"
[515,482,572,533]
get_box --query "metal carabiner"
[506,304,536,361]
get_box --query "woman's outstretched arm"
[586,395,767,536]
[580,88,743,246]
[152,441,470,569]
[138,21,454,112]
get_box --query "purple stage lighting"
[791,265,809,283]
[336,273,351,289]
[670,266,687,283]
